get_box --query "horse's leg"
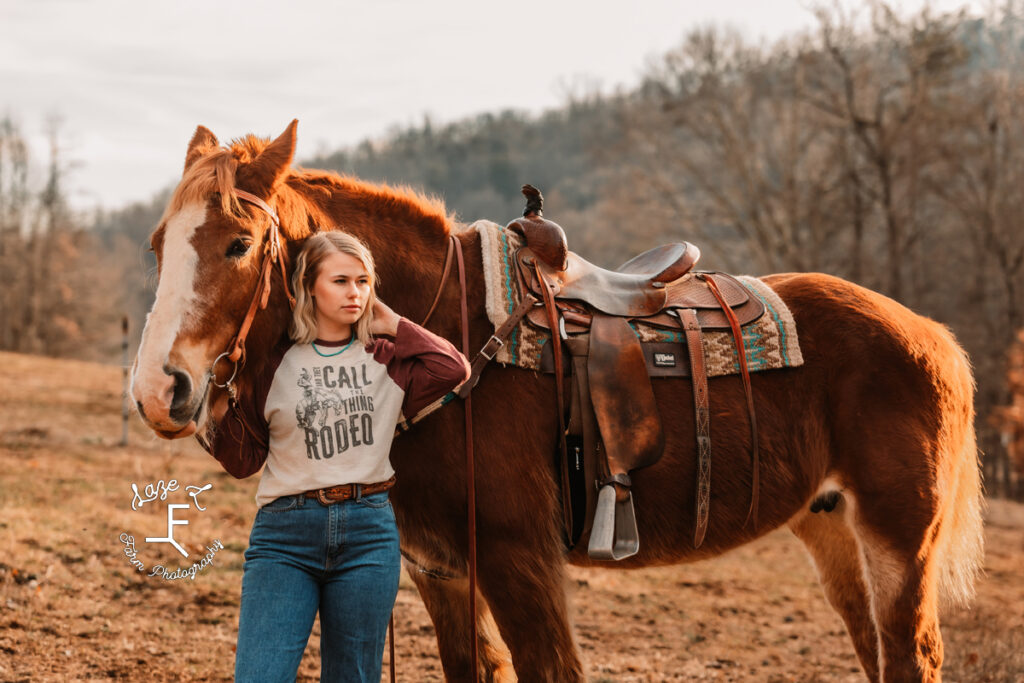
[789,502,881,682]
[838,396,982,683]
[407,568,514,683]
[846,488,947,683]
[475,541,584,682]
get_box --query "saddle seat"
[508,191,700,298]
[519,243,701,319]
[516,247,763,335]
[618,242,700,282]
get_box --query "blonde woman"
[204,231,469,682]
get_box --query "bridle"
[210,188,296,399]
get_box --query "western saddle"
[460,186,764,559]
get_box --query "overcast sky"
[0,0,984,211]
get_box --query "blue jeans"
[234,490,400,683]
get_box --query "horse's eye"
[226,237,252,259]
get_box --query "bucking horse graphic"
[295,368,342,430]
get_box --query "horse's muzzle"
[132,363,207,438]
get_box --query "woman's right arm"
[200,390,269,479]
[197,343,288,478]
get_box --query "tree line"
[5,2,1023,497]
[0,116,133,360]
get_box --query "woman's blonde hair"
[290,232,377,346]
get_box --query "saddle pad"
[472,220,804,378]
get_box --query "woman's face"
[310,250,371,337]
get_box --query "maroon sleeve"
[199,343,287,478]
[372,318,471,417]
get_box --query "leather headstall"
[209,188,297,446]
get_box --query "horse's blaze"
[131,202,210,431]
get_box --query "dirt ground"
[1,350,1022,682]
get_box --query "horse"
[130,121,983,682]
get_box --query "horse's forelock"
[163,134,286,224]
[161,149,241,225]
[160,132,458,258]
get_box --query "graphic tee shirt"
[205,318,469,507]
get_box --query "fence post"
[121,315,130,447]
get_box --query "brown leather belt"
[302,476,396,505]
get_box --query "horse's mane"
[163,134,453,240]
[294,170,454,239]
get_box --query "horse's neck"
[374,239,449,323]
[313,188,454,324]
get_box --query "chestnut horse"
[131,121,983,682]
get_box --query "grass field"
[1,350,1022,682]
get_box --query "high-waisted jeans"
[234,490,400,683]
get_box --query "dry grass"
[1,351,1021,682]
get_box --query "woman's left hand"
[369,299,402,336]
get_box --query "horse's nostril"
[167,367,193,412]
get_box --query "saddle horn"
[506,184,568,271]
[522,184,544,217]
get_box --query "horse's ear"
[184,126,219,172]
[244,119,298,197]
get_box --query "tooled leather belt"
[302,475,396,505]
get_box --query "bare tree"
[588,3,1023,497]
[605,28,853,274]
[0,116,126,361]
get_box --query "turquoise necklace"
[312,336,355,358]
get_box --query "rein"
[451,234,481,680]
[403,234,482,679]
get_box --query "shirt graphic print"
[203,318,471,508]
[295,365,376,460]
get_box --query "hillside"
[1,350,1022,681]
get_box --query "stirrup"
[587,484,639,560]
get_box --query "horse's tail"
[934,335,985,609]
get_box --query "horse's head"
[131,120,303,439]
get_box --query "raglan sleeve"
[372,318,471,417]
[198,349,281,478]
